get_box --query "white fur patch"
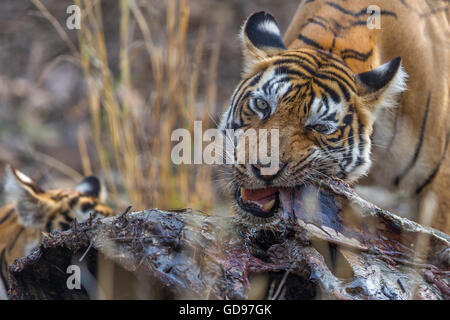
[257,20,281,36]
[16,170,33,183]
[250,69,291,118]
[4,168,26,204]
[307,97,344,126]
[76,208,92,222]
[15,170,33,184]
[75,181,93,194]
[218,105,232,132]
[372,63,408,148]
[375,64,408,111]
[4,167,46,227]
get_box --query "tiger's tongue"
[241,187,278,209]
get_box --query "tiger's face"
[219,12,406,224]
[4,166,114,232]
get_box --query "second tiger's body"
[284,0,449,230]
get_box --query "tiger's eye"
[310,124,329,133]
[255,98,269,110]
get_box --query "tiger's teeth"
[241,187,247,201]
[263,199,276,212]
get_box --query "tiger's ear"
[356,57,407,110]
[4,166,47,226]
[76,176,101,198]
[240,12,287,73]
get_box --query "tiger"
[218,0,449,234]
[0,166,114,299]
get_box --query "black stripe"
[344,125,355,168]
[231,77,252,107]
[321,68,355,92]
[298,34,325,50]
[302,91,314,115]
[373,10,398,18]
[0,208,15,225]
[308,18,327,29]
[324,112,337,122]
[243,110,252,117]
[270,78,291,95]
[233,92,251,119]
[60,210,74,223]
[7,227,24,254]
[261,77,276,94]
[325,2,397,18]
[336,81,351,101]
[59,222,71,231]
[316,50,348,68]
[387,101,402,149]
[326,2,362,16]
[274,66,311,80]
[232,73,263,108]
[46,214,57,232]
[330,36,337,51]
[313,79,341,103]
[321,94,330,115]
[0,250,8,291]
[341,48,373,62]
[292,155,315,176]
[350,20,371,27]
[279,68,349,103]
[321,62,354,84]
[284,86,302,103]
[274,57,317,70]
[314,16,328,23]
[395,93,431,185]
[298,51,323,66]
[415,133,450,194]
[68,197,79,208]
[353,115,366,170]
[329,17,349,31]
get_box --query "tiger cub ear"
[76,176,101,198]
[356,57,408,110]
[240,11,287,73]
[4,165,47,226]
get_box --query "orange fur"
[0,167,114,298]
[284,0,449,232]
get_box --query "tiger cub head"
[4,166,114,232]
[218,12,407,223]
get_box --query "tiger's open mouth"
[235,184,327,223]
[236,187,281,218]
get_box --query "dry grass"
[32,0,222,211]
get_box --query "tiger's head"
[4,165,114,232]
[218,12,407,225]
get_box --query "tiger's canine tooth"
[263,199,276,211]
[240,187,246,201]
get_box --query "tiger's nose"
[251,164,283,181]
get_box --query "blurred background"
[0,0,299,213]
